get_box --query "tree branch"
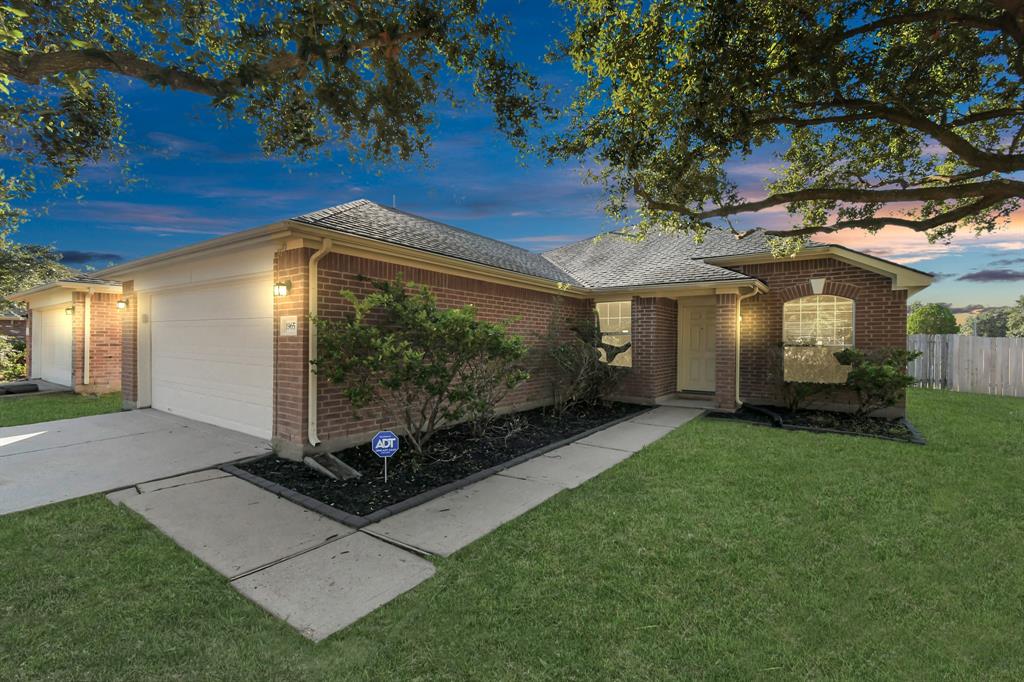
[838,10,1006,42]
[634,178,1024,219]
[0,29,430,96]
[798,98,1024,172]
[755,195,1008,237]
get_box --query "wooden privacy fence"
[908,334,1024,397]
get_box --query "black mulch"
[705,404,924,443]
[238,402,647,517]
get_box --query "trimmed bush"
[834,347,922,416]
[312,275,529,456]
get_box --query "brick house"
[13,200,931,456]
[0,305,27,340]
[10,275,123,392]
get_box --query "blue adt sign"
[371,431,399,458]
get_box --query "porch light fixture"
[273,280,292,297]
[64,306,74,316]
[116,299,128,310]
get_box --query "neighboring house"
[13,199,931,455]
[0,305,27,340]
[10,275,123,391]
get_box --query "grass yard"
[0,391,122,428]
[1,389,1022,680]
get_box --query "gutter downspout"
[735,286,759,408]
[307,238,333,447]
[83,290,92,386]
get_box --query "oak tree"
[0,1,547,228]
[549,0,1024,252]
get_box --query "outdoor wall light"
[273,281,292,297]
[64,306,74,316]
[116,299,128,310]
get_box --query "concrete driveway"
[0,410,269,516]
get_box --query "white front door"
[677,303,716,392]
[32,306,73,386]
[149,277,273,438]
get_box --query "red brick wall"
[621,296,677,400]
[271,249,592,450]
[71,292,122,394]
[0,318,26,339]
[731,257,908,411]
[120,281,138,407]
[715,293,739,410]
[273,248,312,446]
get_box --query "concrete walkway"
[365,406,701,556]
[0,410,268,515]
[113,472,436,642]
[112,405,701,641]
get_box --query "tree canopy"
[907,302,960,334]
[0,0,547,230]
[0,232,71,308]
[1007,295,1024,336]
[548,0,1024,251]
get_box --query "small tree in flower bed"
[312,275,529,456]
[834,347,922,417]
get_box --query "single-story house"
[14,199,931,456]
[11,275,123,391]
[0,305,27,340]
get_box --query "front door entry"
[678,303,716,392]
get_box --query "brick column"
[72,292,122,395]
[121,281,138,408]
[272,247,312,455]
[23,308,32,377]
[715,293,738,411]
[623,296,678,401]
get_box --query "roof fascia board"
[704,246,934,291]
[585,278,767,301]
[96,221,295,279]
[286,221,587,298]
[10,281,123,301]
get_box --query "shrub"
[780,381,835,412]
[834,347,922,417]
[0,336,25,381]
[907,302,958,334]
[546,309,629,414]
[312,275,529,456]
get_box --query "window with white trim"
[596,300,632,367]
[782,295,854,347]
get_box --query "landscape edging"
[221,405,656,529]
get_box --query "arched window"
[783,295,854,347]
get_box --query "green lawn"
[1,389,1022,681]
[0,392,122,427]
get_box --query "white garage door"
[32,307,73,386]
[150,277,273,439]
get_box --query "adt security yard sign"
[372,431,399,482]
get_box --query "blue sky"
[11,1,1024,309]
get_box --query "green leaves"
[312,274,529,455]
[0,0,546,234]
[549,0,1024,243]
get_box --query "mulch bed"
[705,404,925,444]
[237,401,647,517]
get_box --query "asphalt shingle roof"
[293,199,809,289]
[540,229,805,288]
[293,199,580,285]
[59,274,122,286]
